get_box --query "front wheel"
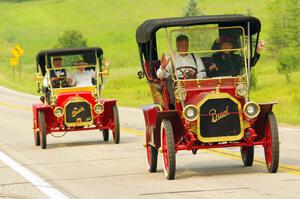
[112,105,120,144]
[161,119,176,180]
[264,112,279,173]
[102,129,109,141]
[38,111,47,149]
[34,127,40,146]
[241,146,254,166]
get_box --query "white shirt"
[156,53,206,79]
[72,70,95,87]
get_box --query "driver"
[49,56,72,87]
[157,35,206,80]
[42,56,72,104]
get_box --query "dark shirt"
[208,52,243,77]
[207,52,261,78]
[50,69,67,79]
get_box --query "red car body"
[33,47,120,149]
[136,15,279,180]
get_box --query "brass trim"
[63,96,93,127]
[53,106,64,118]
[235,83,248,97]
[196,92,244,142]
[94,103,104,115]
[183,104,198,122]
[243,101,260,119]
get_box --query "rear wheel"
[102,129,109,141]
[264,112,279,173]
[161,119,176,180]
[241,146,254,166]
[38,111,47,149]
[112,105,120,144]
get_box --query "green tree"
[55,30,87,49]
[277,47,300,82]
[183,0,203,17]
[269,0,300,82]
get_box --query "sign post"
[10,45,24,78]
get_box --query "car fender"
[154,110,185,149]
[32,104,52,131]
[142,104,162,147]
[96,99,118,127]
[253,102,277,140]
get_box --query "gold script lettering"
[209,106,230,123]
[72,107,85,117]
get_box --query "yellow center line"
[2,101,300,176]
[0,102,31,111]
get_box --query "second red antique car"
[136,15,279,179]
[33,47,120,149]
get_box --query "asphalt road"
[0,86,300,199]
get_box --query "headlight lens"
[94,103,104,114]
[243,102,260,119]
[54,107,64,117]
[183,105,198,122]
[236,83,247,97]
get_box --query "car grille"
[199,98,241,140]
[65,100,93,127]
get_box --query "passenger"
[71,60,95,87]
[208,36,264,77]
[157,35,206,80]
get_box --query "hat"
[219,35,233,44]
[53,56,62,60]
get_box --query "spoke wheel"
[161,119,176,180]
[240,146,254,166]
[38,111,47,149]
[112,105,120,144]
[264,112,279,173]
[146,128,158,172]
[102,129,109,141]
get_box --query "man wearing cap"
[208,36,264,77]
[49,56,72,87]
[42,56,71,103]
[157,35,207,80]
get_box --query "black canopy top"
[36,47,103,63]
[136,14,261,44]
[36,47,103,75]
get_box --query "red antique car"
[136,15,279,179]
[33,47,120,149]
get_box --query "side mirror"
[34,72,43,83]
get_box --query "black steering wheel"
[51,76,69,88]
[176,66,197,79]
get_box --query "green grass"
[0,0,299,125]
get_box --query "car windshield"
[167,26,246,80]
[47,54,98,74]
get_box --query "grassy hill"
[0,0,299,125]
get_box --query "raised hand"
[160,53,170,70]
[256,40,265,54]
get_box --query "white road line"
[0,150,69,199]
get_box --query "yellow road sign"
[10,57,19,66]
[10,45,24,58]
